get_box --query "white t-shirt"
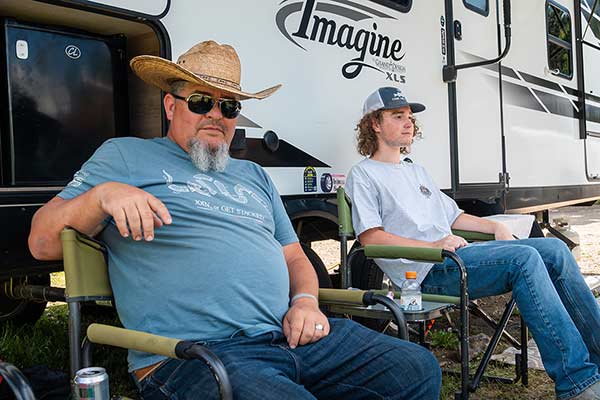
[346,158,463,285]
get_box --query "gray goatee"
[188,138,230,172]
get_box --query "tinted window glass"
[463,0,488,16]
[547,3,571,41]
[548,42,572,73]
[546,1,572,78]
[581,0,600,40]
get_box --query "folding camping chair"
[61,228,416,399]
[336,187,529,400]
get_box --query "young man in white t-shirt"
[346,87,600,400]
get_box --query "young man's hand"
[95,182,172,241]
[283,297,330,349]
[493,222,515,241]
[432,234,468,252]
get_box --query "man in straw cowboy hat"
[29,41,441,399]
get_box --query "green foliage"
[0,305,69,369]
[0,304,137,397]
[429,329,459,350]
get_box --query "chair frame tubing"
[441,250,470,400]
[68,301,82,380]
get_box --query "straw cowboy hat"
[130,40,281,100]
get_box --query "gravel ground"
[550,204,600,275]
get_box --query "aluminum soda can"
[74,367,110,400]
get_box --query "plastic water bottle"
[400,271,422,311]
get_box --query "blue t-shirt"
[58,137,298,371]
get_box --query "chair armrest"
[61,228,112,301]
[87,323,179,358]
[367,290,461,305]
[363,245,444,263]
[88,324,234,400]
[318,289,409,339]
[318,288,367,305]
[452,229,494,242]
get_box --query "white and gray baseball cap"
[362,87,426,117]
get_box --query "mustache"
[197,120,226,133]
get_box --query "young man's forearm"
[359,228,436,248]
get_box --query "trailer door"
[581,0,600,179]
[450,0,504,187]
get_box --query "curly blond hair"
[355,110,421,156]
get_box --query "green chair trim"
[363,245,444,263]
[337,187,354,237]
[452,229,494,242]
[61,228,113,300]
[87,323,179,359]
[319,288,365,304]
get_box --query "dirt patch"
[550,204,600,275]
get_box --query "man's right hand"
[431,235,468,252]
[95,182,172,241]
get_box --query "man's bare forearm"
[29,185,108,260]
[359,227,435,248]
[451,213,498,234]
[284,242,319,299]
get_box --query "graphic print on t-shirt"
[162,169,270,224]
[419,184,432,199]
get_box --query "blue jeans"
[421,237,600,399]
[132,318,441,400]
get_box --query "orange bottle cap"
[405,271,417,279]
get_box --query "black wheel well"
[284,197,339,244]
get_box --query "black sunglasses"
[171,93,242,119]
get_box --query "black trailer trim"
[231,138,330,168]
[506,184,600,212]
[519,71,562,92]
[494,0,509,211]
[582,39,600,51]
[532,89,577,118]
[447,182,505,202]
[501,80,547,112]
[34,0,171,20]
[500,65,519,79]
[444,0,460,194]
[574,0,588,141]
[563,85,579,97]
[587,92,600,104]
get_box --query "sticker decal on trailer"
[304,167,317,192]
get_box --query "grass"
[0,302,555,399]
[429,329,459,350]
[1,304,136,397]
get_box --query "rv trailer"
[0,0,599,324]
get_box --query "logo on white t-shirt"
[419,184,432,198]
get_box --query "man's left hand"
[283,298,330,349]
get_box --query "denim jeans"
[132,318,441,400]
[421,237,600,399]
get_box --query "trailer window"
[545,1,573,78]
[582,0,600,40]
[369,0,412,13]
[463,0,489,16]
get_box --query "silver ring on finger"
[315,323,324,332]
